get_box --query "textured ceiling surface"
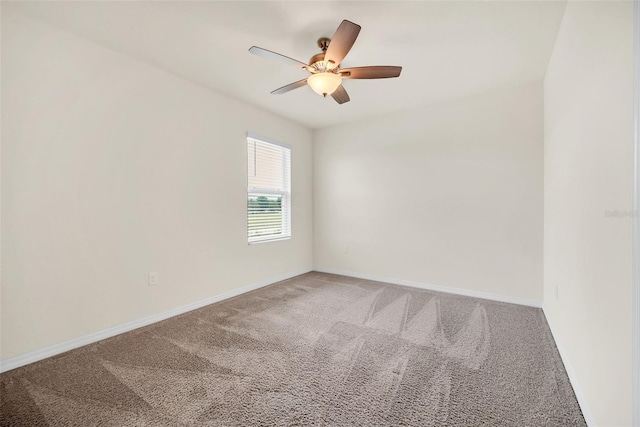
[7,1,567,129]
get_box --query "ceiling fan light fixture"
[307,72,342,97]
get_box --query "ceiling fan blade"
[324,20,361,67]
[340,66,402,79]
[271,79,308,95]
[331,85,350,104]
[249,46,310,71]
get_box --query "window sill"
[248,236,291,245]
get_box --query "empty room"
[1,1,638,426]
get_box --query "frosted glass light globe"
[307,72,342,97]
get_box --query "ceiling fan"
[249,20,402,104]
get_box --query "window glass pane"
[248,193,283,239]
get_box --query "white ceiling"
[10,1,567,129]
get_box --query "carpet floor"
[1,272,585,426]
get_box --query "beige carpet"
[1,272,585,426]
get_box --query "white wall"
[543,2,634,426]
[313,82,544,304]
[1,9,313,361]
[3,8,635,425]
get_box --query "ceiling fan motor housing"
[309,51,326,67]
[309,38,339,72]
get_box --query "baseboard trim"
[314,267,542,308]
[542,306,595,427]
[0,268,312,373]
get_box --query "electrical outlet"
[149,272,159,286]
[555,285,559,300]
[343,244,349,254]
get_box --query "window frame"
[246,132,292,244]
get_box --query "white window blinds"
[247,134,291,243]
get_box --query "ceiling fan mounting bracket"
[317,37,331,51]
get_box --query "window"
[247,134,291,243]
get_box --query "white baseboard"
[314,267,542,308]
[0,268,312,373]
[542,306,595,427]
